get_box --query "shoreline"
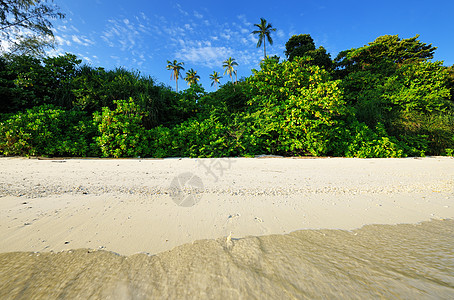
[1,156,453,256]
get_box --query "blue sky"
[51,0,454,91]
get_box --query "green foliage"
[0,53,81,113]
[252,18,276,58]
[165,83,205,125]
[285,34,315,59]
[337,35,452,156]
[184,68,200,86]
[0,33,452,159]
[71,66,177,129]
[93,98,149,158]
[223,57,238,84]
[0,54,176,128]
[446,65,454,101]
[391,110,454,156]
[149,111,256,158]
[246,57,349,156]
[169,115,232,158]
[445,148,454,156]
[209,71,222,90]
[166,60,184,92]
[342,122,405,158]
[0,104,98,156]
[198,81,251,116]
[148,125,173,158]
[0,0,65,56]
[284,34,333,70]
[382,61,450,112]
[334,35,436,78]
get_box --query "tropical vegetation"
[252,18,276,59]
[166,60,184,92]
[0,12,452,158]
[184,68,200,86]
[0,0,65,56]
[222,57,238,84]
[209,71,222,90]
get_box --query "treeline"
[0,34,453,158]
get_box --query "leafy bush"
[382,61,451,113]
[0,54,82,113]
[392,110,454,156]
[148,111,257,158]
[148,125,174,158]
[343,122,405,158]
[164,114,238,158]
[1,35,453,159]
[198,81,251,116]
[0,104,98,156]
[93,98,149,158]
[245,57,349,156]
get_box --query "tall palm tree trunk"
[264,40,266,58]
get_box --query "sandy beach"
[1,156,454,298]
[0,156,453,255]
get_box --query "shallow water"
[1,219,453,299]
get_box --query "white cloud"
[48,7,272,80]
[175,4,189,16]
[194,11,203,19]
[277,29,285,39]
[56,25,67,32]
[71,35,94,47]
[82,56,92,62]
[176,46,231,68]
[70,25,80,33]
[220,32,231,40]
[249,34,258,44]
[46,47,66,58]
[237,15,251,27]
[162,25,185,37]
[55,35,71,46]
[102,18,142,51]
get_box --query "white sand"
[0,156,453,255]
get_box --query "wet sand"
[0,156,453,255]
[1,220,453,299]
[0,156,453,298]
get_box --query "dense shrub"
[0,104,98,156]
[343,122,405,158]
[0,54,81,113]
[245,57,349,156]
[93,98,149,158]
[391,110,454,156]
[150,115,241,158]
[1,34,453,158]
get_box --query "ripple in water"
[0,219,453,299]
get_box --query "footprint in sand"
[254,217,263,223]
[228,213,241,220]
[225,213,241,225]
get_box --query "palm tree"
[252,18,276,59]
[209,71,222,90]
[166,60,184,92]
[184,68,200,86]
[222,57,238,84]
